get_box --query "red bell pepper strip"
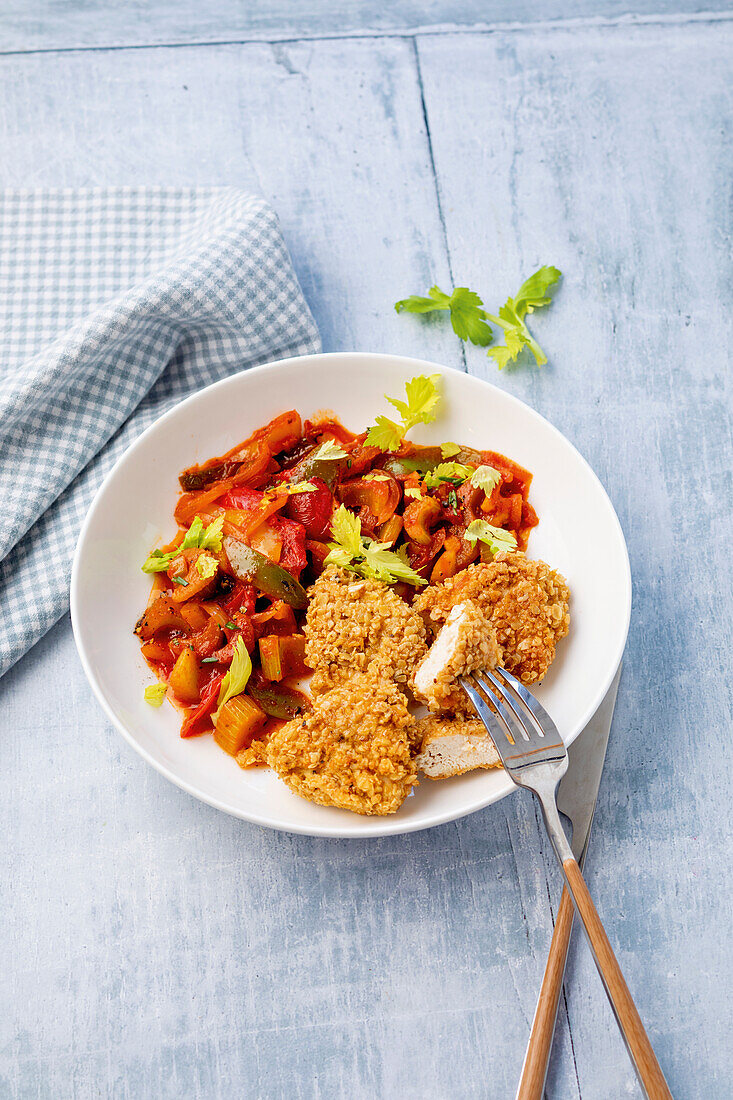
[222,580,257,616]
[283,476,334,539]
[269,515,307,577]
[180,673,224,738]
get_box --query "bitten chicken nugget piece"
[414,552,569,684]
[304,566,428,695]
[413,600,501,714]
[415,716,502,778]
[266,672,418,815]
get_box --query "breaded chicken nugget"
[415,715,502,778]
[414,552,569,684]
[413,600,501,714]
[304,566,427,695]
[267,672,417,815]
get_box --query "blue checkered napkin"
[0,188,321,677]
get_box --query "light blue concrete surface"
[1,5,731,1098]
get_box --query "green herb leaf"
[422,462,473,489]
[144,683,167,707]
[513,266,563,316]
[313,440,349,461]
[440,442,461,458]
[325,505,426,587]
[181,516,203,549]
[487,266,561,369]
[201,656,220,664]
[196,553,219,579]
[464,519,518,555]
[328,504,363,558]
[386,374,442,431]
[182,513,225,553]
[366,375,442,452]
[470,464,502,496]
[365,416,404,453]
[213,636,252,722]
[447,288,495,345]
[361,542,426,586]
[404,485,424,501]
[172,576,189,586]
[141,514,225,573]
[394,286,451,314]
[363,472,391,482]
[224,621,238,630]
[141,548,178,574]
[286,481,318,494]
[486,344,515,371]
[447,489,459,511]
[395,286,494,347]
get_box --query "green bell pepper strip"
[248,683,311,719]
[223,537,308,609]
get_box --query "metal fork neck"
[524,765,575,866]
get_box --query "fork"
[461,668,672,1100]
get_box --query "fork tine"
[479,669,547,742]
[463,674,558,773]
[460,676,514,750]
[472,670,534,745]
[493,666,564,745]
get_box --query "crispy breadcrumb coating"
[414,715,502,778]
[413,552,569,684]
[304,566,427,695]
[236,733,274,769]
[266,672,418,815]
[413,600,501,714]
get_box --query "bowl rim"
[71,351,632,837]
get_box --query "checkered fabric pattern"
[0,188,321,678]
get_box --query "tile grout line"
[0,9,731,59]
[409,36,467,373]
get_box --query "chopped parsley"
[213,637,252,722]
[395,286,494,346]
[366,374,441,452]
[422,462,473,490]
[195,553,219,579]
[440,442,461,458]
[144,683,167,707]
[312,440,348,461]
[464,519,518,555]
[470,465,502,495]
[141,513,225,574]
[394,266,562,369]
[487,266,562,369]
[286,481,318,493]
[325,505,426,587]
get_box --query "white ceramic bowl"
[71,353,631,837]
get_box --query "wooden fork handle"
[561,857,672,1099]
[516,885,575,1100]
